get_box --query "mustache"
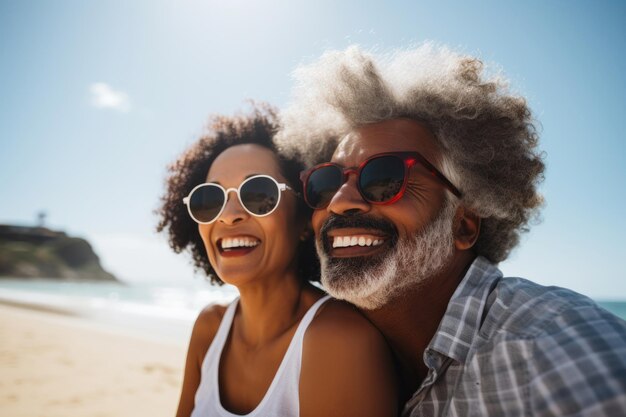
[319,213,398,252]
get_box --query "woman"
[157,105,398,417]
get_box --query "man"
[277,44,626,416]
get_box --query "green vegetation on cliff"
[0,225,118,282]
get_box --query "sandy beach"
[0,302,187,417]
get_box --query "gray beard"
[317,202,457,310]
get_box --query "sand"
[0,303,187,417]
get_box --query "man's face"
[311,119,458,309]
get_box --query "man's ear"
[453,205,480,251]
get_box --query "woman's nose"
[218,190,249,225]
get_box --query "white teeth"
[332,236,385,249]
[221,237,260,250]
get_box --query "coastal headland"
[0,224,117,282]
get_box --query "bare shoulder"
[295,287,378,343]
[189,303,228,366]
[300,299,398,417]
[305,298,384,344]
[176,302,229,417]
[195,303,228,336]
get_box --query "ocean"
[1,279,624,345]
[0,279,238,344]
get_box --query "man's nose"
[326,174,371,216]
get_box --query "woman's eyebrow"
[205,173,264,185]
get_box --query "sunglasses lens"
[188,185,225,223]
[305,165,343,209]
[360,155,405,203]
[240,177,280,215]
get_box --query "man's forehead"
[331,119,441,165]
[333,133,365,162]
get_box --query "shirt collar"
[426,256,502,365]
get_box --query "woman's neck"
[233,273,320,348]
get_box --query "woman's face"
[198,144,304,286]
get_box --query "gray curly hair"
[276,43,545,263]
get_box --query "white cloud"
[89,82,131,112]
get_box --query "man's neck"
[361,252,476,399]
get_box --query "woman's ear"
[297,215,312,242]
[299,225,312,242]
[453,205,480,251]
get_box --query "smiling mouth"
[217,237,261,257]
[326,230,392,258]
[320,214,398,259]
[332,235,386,248]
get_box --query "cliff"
[0,224,118,282]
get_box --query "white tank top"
[190,294,332,417]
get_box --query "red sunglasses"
[300,152,462,209]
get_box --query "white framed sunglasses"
[182,174,295,224]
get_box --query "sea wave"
[0,279,238,343]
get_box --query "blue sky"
[1,1,624,298]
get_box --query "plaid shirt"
[403,256,626,417]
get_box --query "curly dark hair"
[156,104,320,285]
[277,44,545,263]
